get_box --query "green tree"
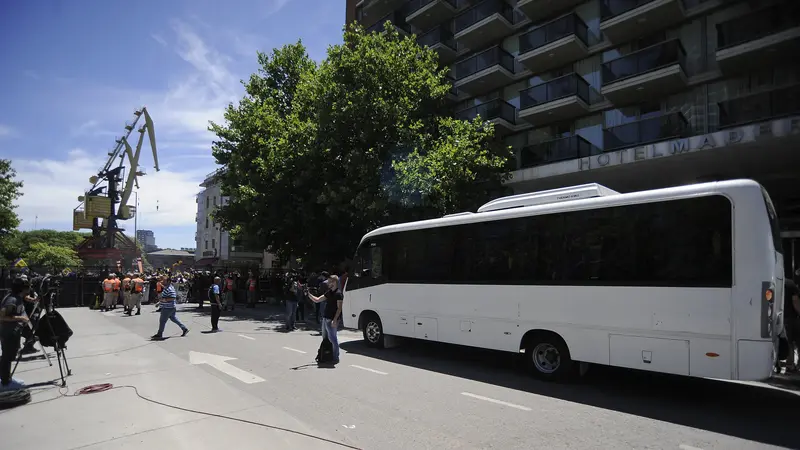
[210,25,512,267]
[0,159,24,264]
[22,242,82,271]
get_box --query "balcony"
[519,73,592,126]
[715,4,800,74]
[520,135,601,169]
[453,46,515,95]
[366,10,412,36]
[454,99,517,135]
[518,0,585,23]
[517,13,590,74]
[418,26,459,63]
[445,75,460,101]
[717,85,800,130]
[601,39,687,105]
[360,0,408,28]
[603,112,689,151]
[454,0,515,50]
[406,0,458,30]
[600,0,686,43]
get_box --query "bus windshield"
[761,187,783,254]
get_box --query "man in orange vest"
[101,274,115,312]
[246,271,258,308]
[122,273,132,314]
[224,274,235,311]
[112,274,121,310]
[129,273,144,316]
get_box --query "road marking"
[679,445,704,450]
[460,392,531,411]
[338,337,361,344]
[237,334,256,341]
[350,365,388,375]
[189,351,265,384]
[282,347,307,354]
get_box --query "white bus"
[343,179,784,381]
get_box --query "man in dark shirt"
[0,276,32,390]
[784,279,800,372]
[308,275,344,364]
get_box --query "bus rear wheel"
[363,314,385,348]
[525,334,573,381]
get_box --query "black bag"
[36,309,73,349]
[316,337,334,363]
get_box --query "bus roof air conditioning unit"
[442,212,475,218]
[477,183,620,213]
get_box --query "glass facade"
[353,0,800,170]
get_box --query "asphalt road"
[99,302,800,450]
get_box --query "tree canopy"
[22,242,82,271]
[0,159,23,237]
[1,229,89,267]
[210,24,512,268]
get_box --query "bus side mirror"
[361,268,371,278]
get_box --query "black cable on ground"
[14,382,362,450]
[0,388,31,409]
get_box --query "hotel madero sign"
[576,116,800,172]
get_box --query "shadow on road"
[341,339,799,449]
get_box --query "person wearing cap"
[130,273,145,316]
[151,277,189,340]
[122,273,133,314]
[101,274,115,311]
[0,276,32,390]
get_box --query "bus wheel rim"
[533,343,560,374]
[366,322,381,342]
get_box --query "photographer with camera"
[0,276,31,391]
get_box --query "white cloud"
[264,0,292,17]
[0,125,14,137]
[151,33,167,47]
[13,148,205,231]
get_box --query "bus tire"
[362,313,385,349]
[524,333,574,381]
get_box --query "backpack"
[208,285,217,302]
[316,337,334,364]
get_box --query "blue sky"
[0,0,343,250]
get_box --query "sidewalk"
[0,307,347,450]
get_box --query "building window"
[206,196,209,208]
[212,238,216,249]
[205,240,208,250]
[205,218,209,229]
[214,196,217,206]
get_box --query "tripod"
[10,291,72,387]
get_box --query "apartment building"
[194,171,267,268]
[350,0,800,273]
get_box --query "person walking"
[307,275,343,364]
[130,273,144,316]
[151,277,189,340]
[209,276,223,332]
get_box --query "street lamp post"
[133,191,139,245]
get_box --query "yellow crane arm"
[143,107,159,172]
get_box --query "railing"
[454,99,517,124]
[406,0,457,15]
[602,39,685,85]
[600,0,659,20]
[418,25,457,51]
[519,12,589,54]
[717,85,800,129]
[454,46,515,80]
[519,73,591,110]
[603,112,689,151]
[716,4,800,50]
[367,10,412,33]
[520,135,601,169]
[454,0,514,34]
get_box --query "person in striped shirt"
[150,276,189,340]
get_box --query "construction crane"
[74,107,159,264]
